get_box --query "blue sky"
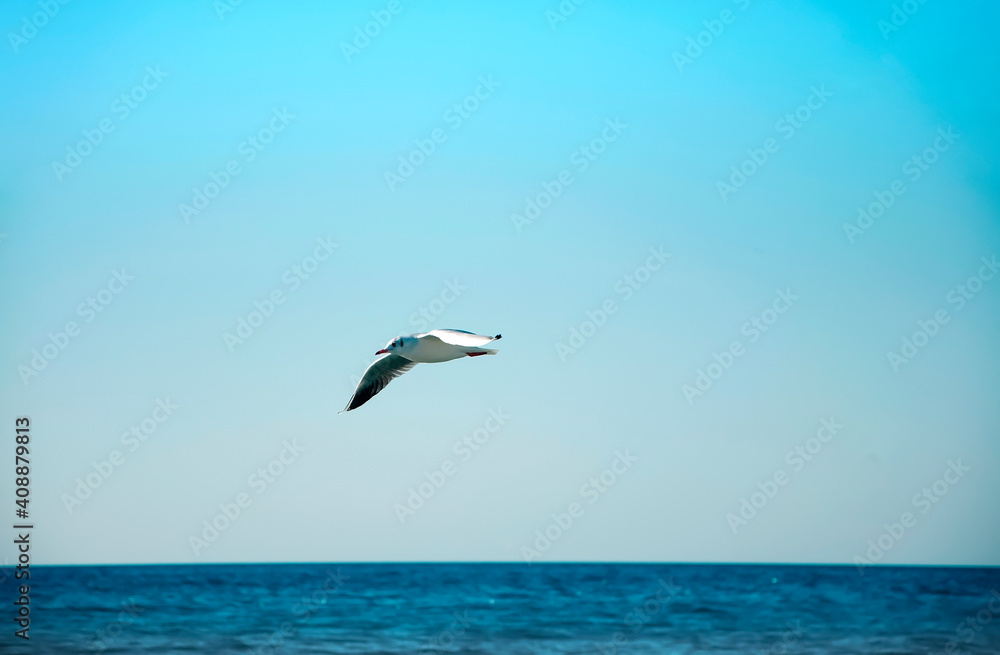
[1,0,998,566]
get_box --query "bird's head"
[375,336,406,355]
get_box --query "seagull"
[342,329,502,412]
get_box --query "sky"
[0,0,998,567]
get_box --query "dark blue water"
[2,564,999,654]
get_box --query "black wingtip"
[494,334,502,340]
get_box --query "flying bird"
[342,329,502,412]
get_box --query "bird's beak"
[375,349,389,355]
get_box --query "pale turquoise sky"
[1,0,998,566]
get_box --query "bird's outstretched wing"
[423,329,501,348]
[342,354,418,412]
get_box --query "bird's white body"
[396,330,498,363]
[341,329,501,411]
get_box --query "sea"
[3,563,999,654]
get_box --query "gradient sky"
[1,0,998,566]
